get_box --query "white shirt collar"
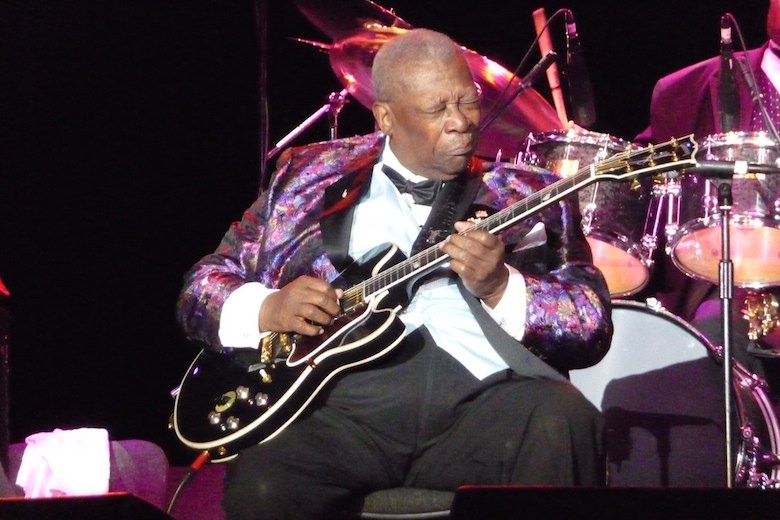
[380,136,431,183]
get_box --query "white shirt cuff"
[481,265,526,341]
[218,282,277,348]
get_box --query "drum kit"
[290,0,780,489]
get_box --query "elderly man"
[177,28,612,520]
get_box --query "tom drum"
[521,129,654,297]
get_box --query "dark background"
[0,0,770,466]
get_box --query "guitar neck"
[341,134,698,311]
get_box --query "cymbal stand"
[714,178,735,487]
[265,88,350,161]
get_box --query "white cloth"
[15,427,110,498]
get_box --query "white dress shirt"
[218,140,536,380]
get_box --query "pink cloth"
[14,427,110,498]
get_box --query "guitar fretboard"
[341,135,697,311]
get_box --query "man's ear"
[372,102,393,136]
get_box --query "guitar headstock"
[593,134,698,182]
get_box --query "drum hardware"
[265,88,350,161]
[737,423,780,488]
[709,171,737,487]
[647,174,683,255]
[639,175,676,262]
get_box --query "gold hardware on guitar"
[260,333,296,364]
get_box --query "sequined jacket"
[176,133,612,373]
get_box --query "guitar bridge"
[260,333,296,364]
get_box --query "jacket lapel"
[319,151,382,272]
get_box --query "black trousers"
[222,328,605,520]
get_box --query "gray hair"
[372,29,464,102]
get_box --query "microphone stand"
[265,88,350,161]
[714,178,735,487]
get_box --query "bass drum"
[521,129,653,297]
[570,299,780,487]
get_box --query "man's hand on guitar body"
[441,221,509,309]
[259,276,343,337]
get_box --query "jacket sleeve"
[175,146,300,348]
[499,171,613,372]
[175,192,274,349]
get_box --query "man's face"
[373,55,480,180]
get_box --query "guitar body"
[173,247,409,461]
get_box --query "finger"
[453,220,476,233]
[297,302,338,327]
[291,277,342,317]
[301,289,341,318]
[443,234,492,264]
[289,316,324,337]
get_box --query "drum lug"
[643,297,666,313]
[581,202,596,235]
[735,369,769,393]
[515,150,540,168]
[641,233,658,261]
[736,423,780,488]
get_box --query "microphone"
[479,51,557,132]
[565,10,596,127]
[691,159,780,177]
[519,50,558,90]
[719,14,740,132]
[735,55,780,141]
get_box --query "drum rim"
[704,130,780,149]
[668,216,780,288]
[585,235,652,297]
[523,128,637,149]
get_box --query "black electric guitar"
[173,135,698,460]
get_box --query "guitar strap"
[410,162,483,255]
[458,281,568,381]
[410,161,567,381]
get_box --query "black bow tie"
[382,165,442,205]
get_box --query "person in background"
[635,0,780,387]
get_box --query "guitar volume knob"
[254,393,269,407]
[208,411,222,425]
[225,416,240,430]
[236,386,250,400]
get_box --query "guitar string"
[271,136,696,346]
